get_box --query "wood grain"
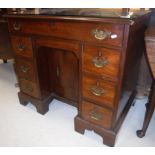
[11,36,33,58]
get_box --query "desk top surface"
[5,8,150,24]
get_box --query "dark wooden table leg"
[3,59,7,63]
[136,83,155,138]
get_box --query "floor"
[0,60,155,147]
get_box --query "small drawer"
[82,75,116,108]
[9,19,124,47]
[15,58,36,82]
[11,36,33,58]
[19,78,40,98]
[83,45,121,80]
[81,101,112,129]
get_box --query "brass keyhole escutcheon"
[17,43,26,52]
[92,50,109,68]
[90,81,105,97]
[20,66,29,73]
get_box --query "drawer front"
[83,45,121,80]
[81,101,112,129]
[9,19,124,47]
[82,75,116,108]
[16,58,36,82]
[11,36,33,58]
[19,78,40,98]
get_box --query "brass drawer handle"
[17,43,26,52]
[92,29,111,40]
[92,56,109,68]
[13,22,21,31]
[92,50,109,68]
[25,86,33,92]
[90,82,105,96]
[20,66,29,73]
[90,110,103,121]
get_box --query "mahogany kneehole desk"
[7,12,149,146]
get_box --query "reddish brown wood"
[74,115,116,147]
[137,26,155,138]
[145,27,155,78]
[35,38,80,106]
[11,36,33,58]
[15,57,36,82]
[83,45,121,80]
[18,78,41,98]
[49,49,79,103]
[18,91,53,115]
[0,10,13,61]
[8,19,124,47]
[82,75,116,108]
[136,10,155,97]
[7,10,150,146]
[81,101,113,129]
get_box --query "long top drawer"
[8,19,124,47]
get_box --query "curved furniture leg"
[137,83,155,138]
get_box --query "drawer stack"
[11,35,40,98]
[81,44,121,129]
[7,12,148,146]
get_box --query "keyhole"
[96,81,100,86]
[56,66,60,77]
[98,50,102,57]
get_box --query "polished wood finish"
[0,10,13,62]
[11,36,33,58]
[136,10,155,97]
[15,57,36,82]
[81,101,113,129]
[83,45,121,80]
[35,38,80,106]
[82,75,116,108]
[49,50,78,103]
[18,91,53,114]
[137,26,155,138]
[6,11,150,146]
[19,78,41,98]
[9,19,124,47]
[145,27,155,78]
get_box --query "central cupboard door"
[49,48,79,103]
[36,38,80,106]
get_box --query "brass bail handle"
[92,29,111,40]
[25,85,33,92]
[13,22,21,31]
[26,87,33,92]
[92,50,109,68]
[17,43,26,52]
[21,66,29,73]
[90,81,105,97]
[89,106,103,121]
